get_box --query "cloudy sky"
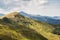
[0,0,60,16]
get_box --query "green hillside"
[0,12,59,40]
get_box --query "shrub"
[2,17,11,23]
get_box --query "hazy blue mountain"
[52,16,60,20]
[19,11,31,17]
[19,11,60,24]
[0,14,4,16]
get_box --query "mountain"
[0,12,59,40]
[20,11,31,17]
[0,14,4,16]
[30,15,60,24]
[19,11,60,24]
[52,16,60,19]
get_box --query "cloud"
[0,0,60,16]
[0,8,9,14]
[0,0,48,9]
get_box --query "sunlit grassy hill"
[0,12,59,40]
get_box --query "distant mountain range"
[19,11,60,24]
[0,14,4,16]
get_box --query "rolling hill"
[0,12,59,40]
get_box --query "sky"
[0,0,60,16]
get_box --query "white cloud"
[3,0,11,5]
[0,8,9,14]
[38,0,48,5]
[13,0,19,1]
[0,0,60,16]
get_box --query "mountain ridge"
[19,11,60,24]
[0,12,59,40]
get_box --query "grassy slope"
[0,12,59,40]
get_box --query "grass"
[0,12,59,40]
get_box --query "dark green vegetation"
[51,24,60,35]
[0,12,59,40]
